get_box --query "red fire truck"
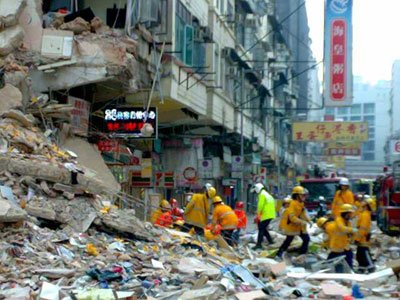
[375,162,400,235]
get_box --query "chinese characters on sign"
[326,142,361,156]
[103,106,157,138]
[68,96,90,136]
[324,0,353,107]
[292,122,368,142]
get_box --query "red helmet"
[170,198,178,208]
[235,201,244,209]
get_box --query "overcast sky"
[306,0,400,83]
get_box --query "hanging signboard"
[69,96,90,136]
[326,142,361,156]
[103,106,158,139]
[292,122,368,142]
[155,172,175,188]
[323,0,353,107]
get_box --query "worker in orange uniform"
[355,197,376,273]
[151,199,171,224]
[155,209,173,228]
[232,201,247,246]
[328,204,358,272]
[276,186,312,259]
[316,216,336,249]
[210,196,238,246]
[331,178,355,218]
[183,185,216,234]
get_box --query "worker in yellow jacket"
[151,199,171,224]
[183,185,216,234]
[355,197,376,273]
[331,178,355,218]
[316,216,336,249]
[328,204,358,271]
[210,196,238,246]
[276,186,311,259]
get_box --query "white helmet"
[251,183,264,194]
[339,178,349,186]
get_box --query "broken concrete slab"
[1,109,34,127]
[0,84,23,114]
[0,197,26,222]
[0,25,24,56]
[60,17,90,34]
[19,0,43,51]
[0,0,26,29]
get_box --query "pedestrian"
[355,197,376,273]
[183,184,216,234]
[210,196,238,246]
[151,199,171,224]
[251,183,276,250]
[332,178,355,218]
[327,204,358,272]
[232,201,247,246]
[276,186,311,259]
[170,198,184,221]
[316,216,336,249]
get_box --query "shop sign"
[390,140,400,155]
[104,106,157,138]
[69,96,90,136]
[292,122,368,142]
[327,142,361,156]
[155,172,175,188]
[130,171,152,187]
[198,160,213,178]
[324,0,353,107]
[231,156,243,172]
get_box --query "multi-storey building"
[324,77,390,176]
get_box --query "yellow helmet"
[204,229,218,241]
[317,217,328,228]
[292,186,306,195]
[364,197,376,212]
[213,196,223,204]
[160,199,171,209]
[207,187,217,198]
[339,204,354,213]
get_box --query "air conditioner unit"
[201,26,213,42]
[139,0,160,29]
[194,27,203,42]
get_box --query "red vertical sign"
[330,19,346,101]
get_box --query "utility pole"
[240,70,245,208]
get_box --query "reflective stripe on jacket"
[184,193,210,228]
[332,190,355,218]
[212,203,238,230]
[329,216,353,252]
[355,210,371,247]
[257,190,276,221]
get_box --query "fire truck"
[375,162,400,235]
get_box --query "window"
[362,152,375,161]
[350,116,361,121]
[363,115,375,125]
[325,107,335,115]
[351,104,361,114]
[175,1,193,65]
[364,103,375,114]
[363,140,375,151]
[338,107,348,115]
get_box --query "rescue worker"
[328,204,358,272]
[151,199,171,224]
[170,198,184,220]
[332,178,355,218]
[210,196,238,246]
[316,216,336,249]
[183,185,216,234]
[155,208,173,228]
[278,198,291,232]
[251,183,276,250]
[355,196,376,273]
[232,201,248,246]
[276,186,311,259]
[279,196,291,217]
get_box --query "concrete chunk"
[0,0,26,29]
[0,25,24,56]
[0,84,23,114]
